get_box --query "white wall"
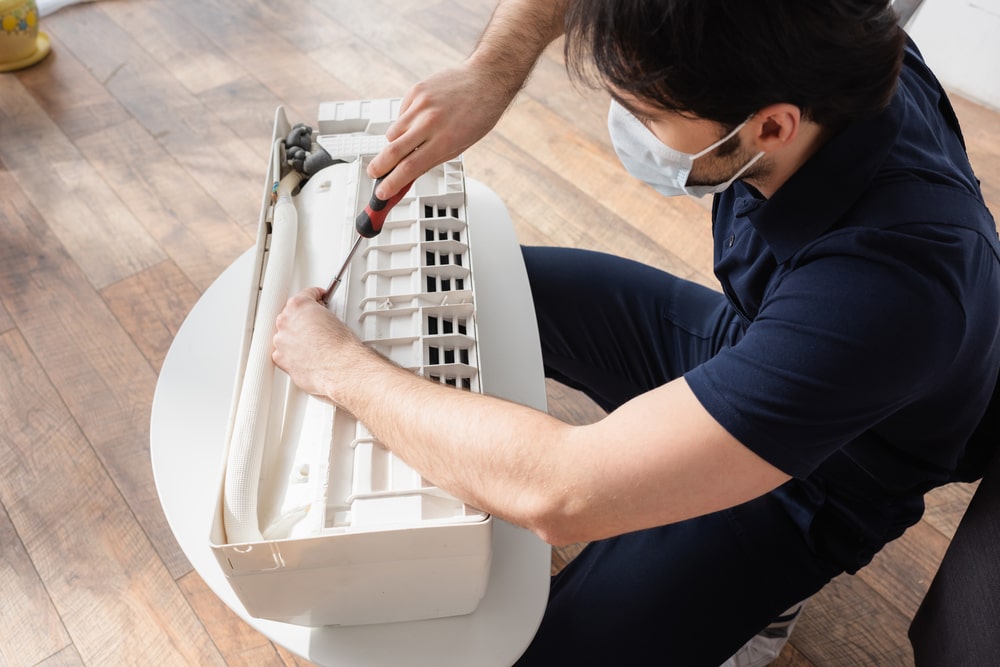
[906,0,1000,111]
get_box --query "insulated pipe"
[224,166,303,544]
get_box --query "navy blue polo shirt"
[684,42,1000,567]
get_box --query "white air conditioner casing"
[208,100,491,627]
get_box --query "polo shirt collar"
[739,93,905,263]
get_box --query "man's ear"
[751,103,801,152]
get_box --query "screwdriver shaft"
[321,234,363,304]
[320,168,413,306]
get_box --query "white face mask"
[607,99,765,198]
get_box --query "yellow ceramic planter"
[0,0,50,72]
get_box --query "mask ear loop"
[681,115,765,197]
[720,149,766,185]
[690,114,756,160]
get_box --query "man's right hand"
[367,63,518,200]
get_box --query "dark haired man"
[273,1,1000,664]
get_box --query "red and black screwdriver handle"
[355,173,415,238]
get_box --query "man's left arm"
[273,287,790,546]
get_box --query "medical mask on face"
[607,99,765,198]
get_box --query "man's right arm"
[368,0,569,199]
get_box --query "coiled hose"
[223,163,303,544]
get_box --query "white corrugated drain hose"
[224,168,303,544]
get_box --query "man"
[273,1,1000,664]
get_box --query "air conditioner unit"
[208,100,491,627]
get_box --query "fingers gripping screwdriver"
[321,173,414,304]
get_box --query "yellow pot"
[0,0,50,72]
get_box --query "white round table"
[151,180,551,666]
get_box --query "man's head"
[567,0,906,197]
[565,0,906,130]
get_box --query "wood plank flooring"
[0,1,996,665]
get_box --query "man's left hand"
[272,287,361,400]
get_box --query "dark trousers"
[515,247,842,666]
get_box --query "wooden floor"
[0,1,996,665]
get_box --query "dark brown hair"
[565,0,907,129]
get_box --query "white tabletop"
[150,180,551,666]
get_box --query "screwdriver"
[322,172,414,304]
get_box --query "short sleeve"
[685,227,968,478]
